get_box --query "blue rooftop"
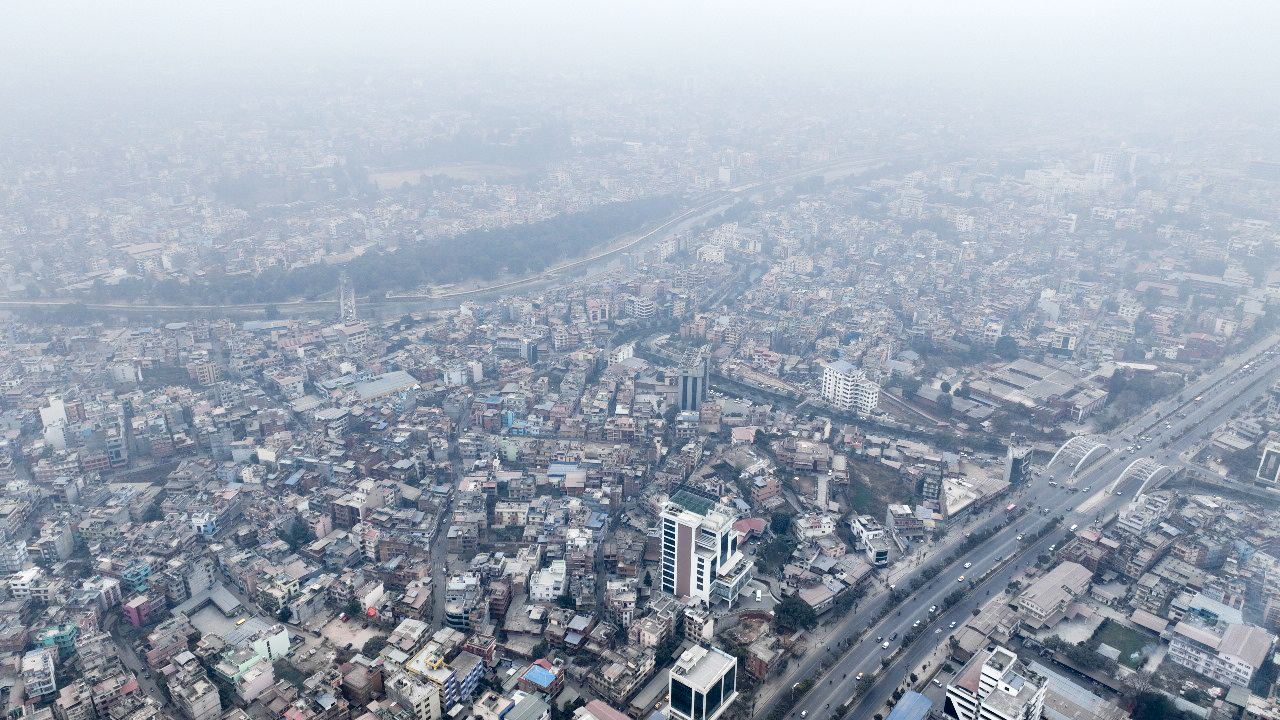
[885,692,932,720]
[522,664,557,689]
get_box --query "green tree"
[994,335,1020,361]
[770,512,794,536]
[277,607,293,623]
[773,595,817,633]
[940,381,952,393]
[361,636,388,657]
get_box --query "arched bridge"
[1047,436,1111,478]
[1107,457,1176,497]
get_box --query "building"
[1258,442,1280,485]
[668,645,738,720]
[850,515,890,566]
[886,692,932,720]
[945,645,1046,720]
[1016,562,1091,629]
[1167,620,1273,688]
[660,487,752,605]
[23,647,57,698]
[820,360,879,415]
[678,348,709,412]
[385,672,442,720]
[1002,437,1033,486]
[173,678,221,720]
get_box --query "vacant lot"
[1090,618,1154,669]
[845,456,916,518]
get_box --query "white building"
[22,647,57,697]
[174,678,222,720]
[386,671,443,720]
[1167,620,1273,688]
[1115,492,1174,538]
[668,645,738,720]
[820,360,879,415]
[529,560,568,603]
[660,488,752,606]
[945,645,1046,720]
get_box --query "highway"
[766,331,1280,720]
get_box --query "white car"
[964,562,972,569]
[957,575,966,583]
[882,641,890,649]
[949,621,957,629]
[1016,534,1024,541]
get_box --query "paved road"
[770,332,1280,720]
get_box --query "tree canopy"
[773,595,817,632]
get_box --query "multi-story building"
[820,360,879,415]
[660,488,752,606]
[1016,561,1091,629]
[173,678,221,720]
[945,645,1046,720]
[850,515,890,566]
[678,348,709,412]
[1167,620,1273,688]
[385,672,442,720]
[23,647,58,698]
[668,645,738,720]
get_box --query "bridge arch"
[1047,436,1111,477]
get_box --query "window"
[671,679,693,718]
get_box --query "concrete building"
[1016,562,1091,629]
[385,672,442,720]
[945,645,1046,720]
[850,515,891,567]
[23,647,57,698]
[660,487,752,606]
[1167,620,1273,688]
[668,645,738,720]
[820,360,879,415]
[173,678,221,720]
[678,348,709,412]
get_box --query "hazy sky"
[3,1,1279,99]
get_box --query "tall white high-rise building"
[820,360,879,415]
[945,645,1046,720]
[668,645,738,720]
[1093,150,1120,176]
[660,488,752,605]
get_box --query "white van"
[1069,524,1078,532]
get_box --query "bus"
[1005,503,1017,514]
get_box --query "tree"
[994,335,1020,361]
[770,512,794,536]
[277,607,293,623]
[940,381,952,394]
[773,595,817,633]
[1132,692,1194,720]
[361,636,388,657]
[556,593,577,610]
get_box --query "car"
[1016,534,1024,541]
[949,621,957,629]
[958,575,966,582]
[1048,480,1058,486]
[936,628,942,634]
[1048,545,1056,552]
[1115,491,1124,496]
[964,562,972,569]
[932,679,943,687]
[929,605,937,613]
[144,671,151,679]
[235,617,247,626]
[882,641,890,649]
[1083,486,1090,492]
[890,632,898,641]
[913,620,921,628]
[801,712,808,718]
[876,636,883,643]
[856,672,864,681]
